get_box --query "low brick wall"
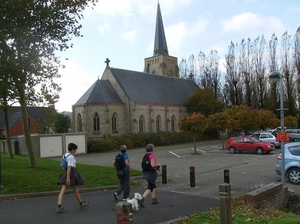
[243,182,289,210]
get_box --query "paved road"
[1,140,299,224]
[74,140,300,198]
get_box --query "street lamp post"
[269,71,285,186]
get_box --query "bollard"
[190,166,195,188]
[224,169,230,184]
[162,165,167,184]
[116,201,133,224]
[219,183,232,224]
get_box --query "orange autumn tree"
[225,105,259,133]
[284,115,298,128]
[178,112,209,154]
[209,112,231,149]
[256,109,279,130]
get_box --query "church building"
[71,3,199,138]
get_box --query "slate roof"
[74,79,123,106]
[110,68,199,105]
[0,107,52,129]
[74,66,199,107]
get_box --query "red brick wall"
[244,182,289,210]
[6,114,45,137]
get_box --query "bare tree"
[179,58,189,79]
[197,50,221,100]
[188,55,196,81]
[252,36,267,108]
[293,27,300,116]
[239,38,254,107]
[281,31,297,116]
[224,42,243,106]
[267,33,279,112]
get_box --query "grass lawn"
[0,153,142,195]
[171,196,300,224]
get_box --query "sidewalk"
[0,188,219,224]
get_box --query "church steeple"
[153,2,168,56]
[144,2,179,78]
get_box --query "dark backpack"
[60,154,71,170]
[115,153,125,171]
[141,153,152,171]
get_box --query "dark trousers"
[116,170,130,199]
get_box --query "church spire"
[153,2,168,56]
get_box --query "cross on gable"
[105,58,110,67]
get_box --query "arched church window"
[156,115,161,132]
[93,113,100,131]
[171,115,176,132]
[112,112,118,132]
[139,115,144,133]
[77,113,82,132]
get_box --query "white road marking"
[169,151,180,157]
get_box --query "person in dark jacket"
[112,145,131,201]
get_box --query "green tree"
[0,0,97,167]
[188,87,224,116]
[53,113,71,133]
[178,112,209,153]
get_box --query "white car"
[252,132,280,148]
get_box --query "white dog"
[126,193,143,211]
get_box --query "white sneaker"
[114,192,119,201]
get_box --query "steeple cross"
[105,58,110,67]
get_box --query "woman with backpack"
[112,145,131,201]
[138,143,162,207]
[57,143,88,213]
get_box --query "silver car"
[275,142,300,185]
[252,132,280,148]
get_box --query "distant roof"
[0,107,53,129]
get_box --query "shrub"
[87,132,213,152]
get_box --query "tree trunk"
[19,86,37,167]
[193,133,197,154]
[3,106,14,159]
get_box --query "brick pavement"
[73,140,300,198]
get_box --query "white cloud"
[98,22,111,34]
[55,60,97,112]
[93,0,134,17]
[220,12,285,39]
[121,30,138,43]
[166,22,188,55]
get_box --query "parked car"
[275,142,300,185]
[226,136,276,155]
[252,132,280,148]
[227,131,245,139]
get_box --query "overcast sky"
[54,0,300,112]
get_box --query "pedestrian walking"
[57,143,89,213]
[138,143,162,207]
[112,145,131,201]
